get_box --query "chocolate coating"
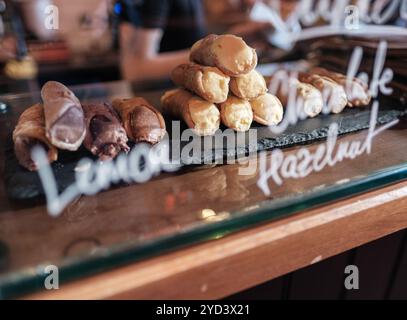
[83,103,129,161]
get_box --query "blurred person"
[116,0,276,82]
[116,0,206,82]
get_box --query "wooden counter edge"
[24,180,407,300]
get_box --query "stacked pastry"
[306,36,407,106]
[13,81,166,171]
[161,34,284,135]
[265,66,372,118]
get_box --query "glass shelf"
[0,80,406,299]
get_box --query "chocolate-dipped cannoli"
[82,103,130,161]
[112,97,166,144]
[273,77,323,118]
[229,69,268,100]
[298,72,348,114]
[310,67,371,107]
[219,96,253,132]
[13,104,58,171]
[161,88,220,136]
[250,93,283,126]
[190,34,257,77]
[41,81,86,151]
[171,63,230,103]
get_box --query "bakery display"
[12,82,166,171]
[250,93,284,126]
[272,77,324,118]
[229,69,268,100]
[83,103,130,161]
[171,63,230,103]
[166,34,372,132]
[219,96,253,132]
[13,104,58,171]
[41,81,86,151]
[164,34,283,133]
[306,36,405,105]
[161,88,220,136]
[3,1,407,299]
[298,72,348,114]
[112,98,166,144]
[310,67,371,107]
[10,34,376,173]
[190,34,258,76]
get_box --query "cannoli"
[219,96,253,132]
[161,88,220,136]
[298,72,348,114]
[171,63,230,103]
[273,77,323,118]
[41,81,86,151]
[190,34,257,77]
[112,97,166,144]
[13,104,58,171]
[250,93,284,126]
[229,69,268,100]
[310,67,371,107]
[82,103,130,161]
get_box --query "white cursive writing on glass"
[256,101,399,196]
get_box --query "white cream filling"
[202,70,229,103]
[189,99,220,135]
[251,94,283,125]
[233,70,267,98]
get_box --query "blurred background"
[0,0,300,93]
[0,0,405,101]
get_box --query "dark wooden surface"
[228,228,407,300]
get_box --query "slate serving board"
[4,105,405,201]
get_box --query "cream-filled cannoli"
[161,88,220,136]
[229,69,267,100]
[250,93,283,126]
[190,34,257,77]
[298,72,348,114]
[83,103,129,161]
[310,67,371,107]
[41,81,86,151]
[13,104,58,171]
[171,63,230,103]
[112,97,166,144]
[273,77,323,118]
[219,96,253,132]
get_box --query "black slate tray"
[4,107,405,200]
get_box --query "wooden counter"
[24,179,407,299]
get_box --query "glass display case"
[0,0,406,299]
[0,78,406,298]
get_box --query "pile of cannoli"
[13,81,166,171]
[161,34,285,135]
[267,67,372,118]
[307,36,406,105]
[161,34,373,134]
[13,36,373,172]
